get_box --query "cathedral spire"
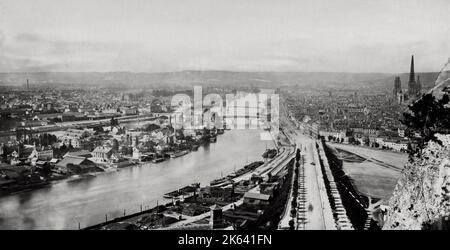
[409,55,415,83]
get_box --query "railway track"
[266,148,294,176]
[297,153,307,230]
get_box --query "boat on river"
[170,150,189,158]
[152,157,165,163]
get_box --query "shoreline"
[83,157,275,230]
[0,131,226,198]
[0,128,279,229]
[83,129,281,230]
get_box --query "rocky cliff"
[383,134,450,230]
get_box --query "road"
[279,132,336,230]
[298,134,326,229]
[277,108,332,230]
[292,133,339,230]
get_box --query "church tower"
[408,55,417,97]
[393,76,402,96]
[409,55,415,83]
[416,75,422,96]
[408,55,421,98]
[393,76,403,104]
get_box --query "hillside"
[0,71,439,90]
[383,134,450,230]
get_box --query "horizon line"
[0,70,440,75]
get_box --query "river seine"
[0,129,273,229]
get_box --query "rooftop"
[243,192,270,201]
[92,146,113,154]
[56,156,91,167]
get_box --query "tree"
[288,220,295,230]
[1,144,8,162]
[145,123,160,132]
[110,117,119,126]
[291,199,297,208]
[94,126,104,133]
[401,91,450,155]
[112,139,119,152]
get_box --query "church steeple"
[408,55,420,98]
[409,55,415,83]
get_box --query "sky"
[0,0,449,73]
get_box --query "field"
[327,143,408,201]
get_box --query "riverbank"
[82,130,282,230]
[0,172,68,197]
[0,131,224,199]
[0,129,273,229]
[84,154,290,230]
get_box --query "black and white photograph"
[0,0,449,239]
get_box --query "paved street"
[294,133,336,230]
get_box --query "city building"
[55,155,95,173]
[28,147,54,161]
[91,146,113,163]
[199,185,234,201]
[63,150,92,158]
[210,204,224,229]
[132,147,141,160]
[243,192,271,209]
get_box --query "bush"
[291,199,297,208]
[290,208,297,217]
[402,91,450,155]
[289,219,295,230]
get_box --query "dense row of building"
[0,112,224,191]
[0,88,171,132]
[285,55,427,152]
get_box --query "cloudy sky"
[0,0,449,73]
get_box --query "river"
[0,129,273,230]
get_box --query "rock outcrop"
[383,134,450,230]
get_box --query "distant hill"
[0,71,440,91]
